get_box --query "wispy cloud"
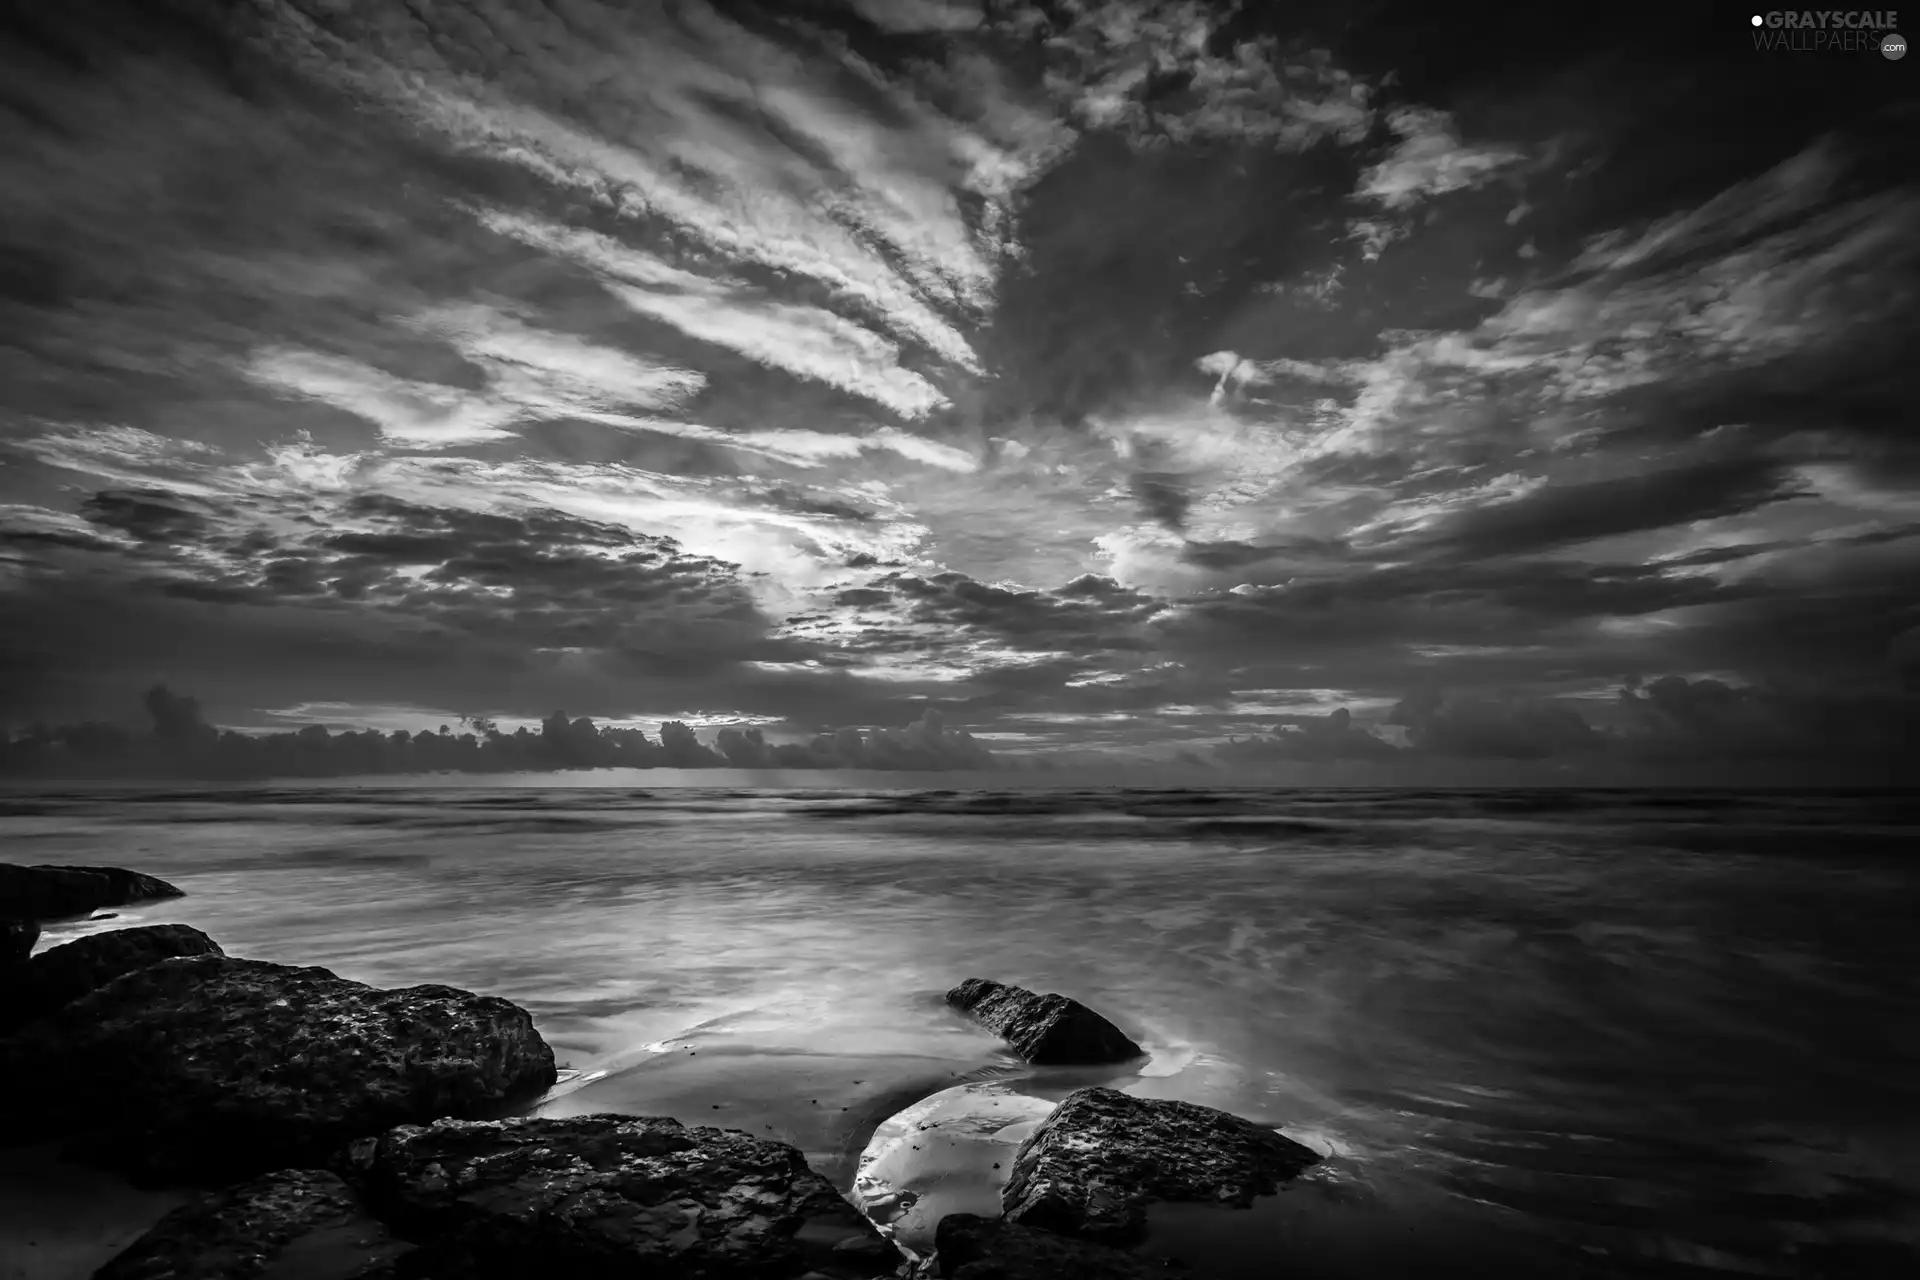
[243,306,707,448]
[252,0,1000,376]
[1355,106,1525,211]
[4,0,1915,778]
[475,209,950,419]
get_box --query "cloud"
[0,690,1006,778]
[849,0,986,35]
[1009,1,1373,150]
[2,0,1915,782]
[1387,687,1604,760]
[250,0,1000,372]
[1216,705,1401,762]
[6,425,935,619]
[1355,106,1525,211]
[473,208,951,419]
[0,476,876,729]
[1411,456,1805,560]
[243,305,709,448]
[1129,472,1191,532]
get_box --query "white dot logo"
[1885,32,1907,58]
[1750,13,1763,24]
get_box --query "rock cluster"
[871,1084,1323,1277]
[3,864,1331,1279]
[944,977,1143,1065]
[345,1113,902,1279]
[0,953,560,1182]
[0,922,223,1033]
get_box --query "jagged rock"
[1002,1087,1319,1246]
[0,954,556,1183]
[0,862,183,921]
[341,1113,901,1279]
[927,1214,1175,1280]
[2,917,36,966]
[944,979,1142,1065]
[93,1168,413,1280]
[1,923,223,1032]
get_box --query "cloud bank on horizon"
[0,0,1915,782]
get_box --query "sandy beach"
[0,1143,191,1280]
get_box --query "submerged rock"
[944,978,1143,1065]
[1002,1087,1320,1246]
[926,1213,1175,1280]
[0,862,183,921]
[1,924,223,1032]
[343,1113,900,1279]
[2,917,36,966]
[0,954,556,1183]
[94,1168,412,1280]
[853,1081,1056,1256]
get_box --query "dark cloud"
[755,487,877,522]
[78,489,215,543]
[1179,538,1343,571]
[0,687,1004,779]
[1129,472,1191,533]
[876,569,1159,654]
[1217,706,1401,763]
[1387,687,1604,761]
[1417,458,1804,559]
[0,0,1915,781]
[1199,675,1920,783]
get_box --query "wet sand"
[533,1038,1020,1189]
[0,1142,190,1280]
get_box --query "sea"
[6,781,1918,1278]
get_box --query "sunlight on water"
[10,784,1920,1276]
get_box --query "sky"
[0,0,1916,782]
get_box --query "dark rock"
[94,1168,414,1280]
[342,1113,901,1279]
[0,862,184,922]
[1001,1087,1319,1246]
[928,1214,1176,1280]
[1,923,223,1032]
[945,978,1143,1065]
[0,954,556,1183]
[2,917,36,966]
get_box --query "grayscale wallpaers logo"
[1749,10,1905,53]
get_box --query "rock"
[928,1214,1177,1280]
[853,1082,1055,1257]
[93,1168,413,1280]
[1001,1087,1319,1246]
[1,924,223,1033]
[2,917,36,966]
[0,862,184,922]
[944,979,1142,1066]
[0,954,556,1183]
[342,1113,901,1279]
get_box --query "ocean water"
[6,783,1918,1278]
